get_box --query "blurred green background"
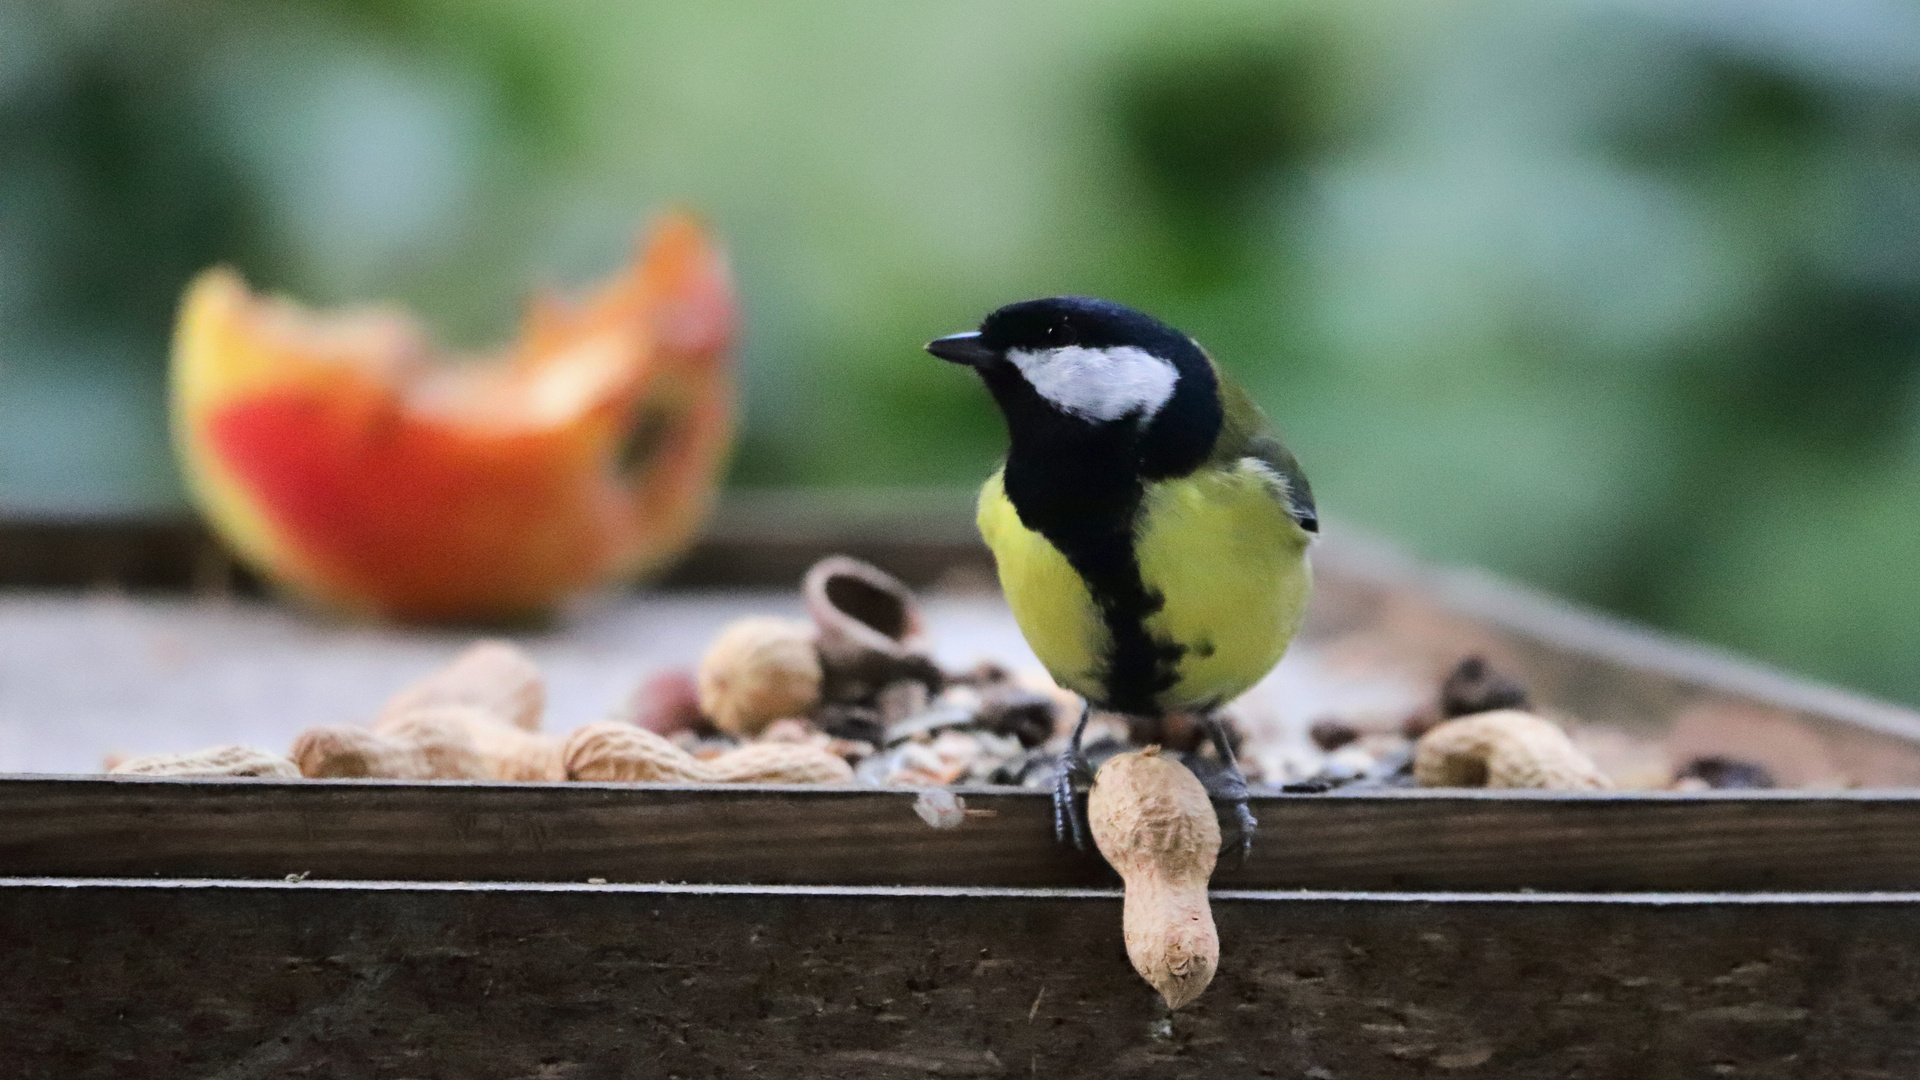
[6,0,1920,702]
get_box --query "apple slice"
[172,213,735,622]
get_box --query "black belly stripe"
[1033,509,1185,716]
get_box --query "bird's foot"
[1052,749,1095,852]
[1200,765,1258,869]
[1196,711,1258,868]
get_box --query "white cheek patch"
[1007,345,1179,423]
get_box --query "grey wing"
[1246,434,1318,533]
[1211,369,1317,532]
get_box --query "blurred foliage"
[6,0,1920,703]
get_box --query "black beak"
[925,331,996,367]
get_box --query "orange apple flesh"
[172,214,735,622]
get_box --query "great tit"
[927,297,1316,859]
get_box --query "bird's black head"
[926,298,1221,479]
[974,296,1198,359]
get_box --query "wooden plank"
[11,546,1920,784]
[11,497,1920,786]
[1308,536,1920,786]
[0,491,995,591]
[0,516,237,591]
[5,878,1918,1079]
[11,777,1920,892]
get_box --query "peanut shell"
[1414,709,1612,789]
[564,721,709,783]
[110,745,299,778]
[697,617,823,737]
[705,742,854,784]
[1088,747,1221,1010]
[381,640,546,732]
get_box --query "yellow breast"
[1133,459,1312,709]
[976,461,1312,713]
[977,469,1109,701]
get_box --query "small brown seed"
[1438,655,1530,719]
[1673,755,1776,790]
[1309,718,1360,752]
[1402,708,1443,740]
[976,687,1058,749]
[623,668,707,736]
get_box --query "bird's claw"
[1199,767,1258,869]
[1198,712,1258,868]
[1230,801,1257,869]
[1052,749,1094,852]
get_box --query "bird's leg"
[1053,700,1095,852]
[1200,711,1258,867]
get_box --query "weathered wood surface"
[12,778,1920,892]
[1307,536,1920,787]
[11,495,1920,780]
[8,495,1920,785]
[0,591,1036,775]
[4,878,1917,1080]
[10,541,1920,785]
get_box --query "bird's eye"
[1044,321,1073,348]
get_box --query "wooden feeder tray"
[4,498,1920,1078]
